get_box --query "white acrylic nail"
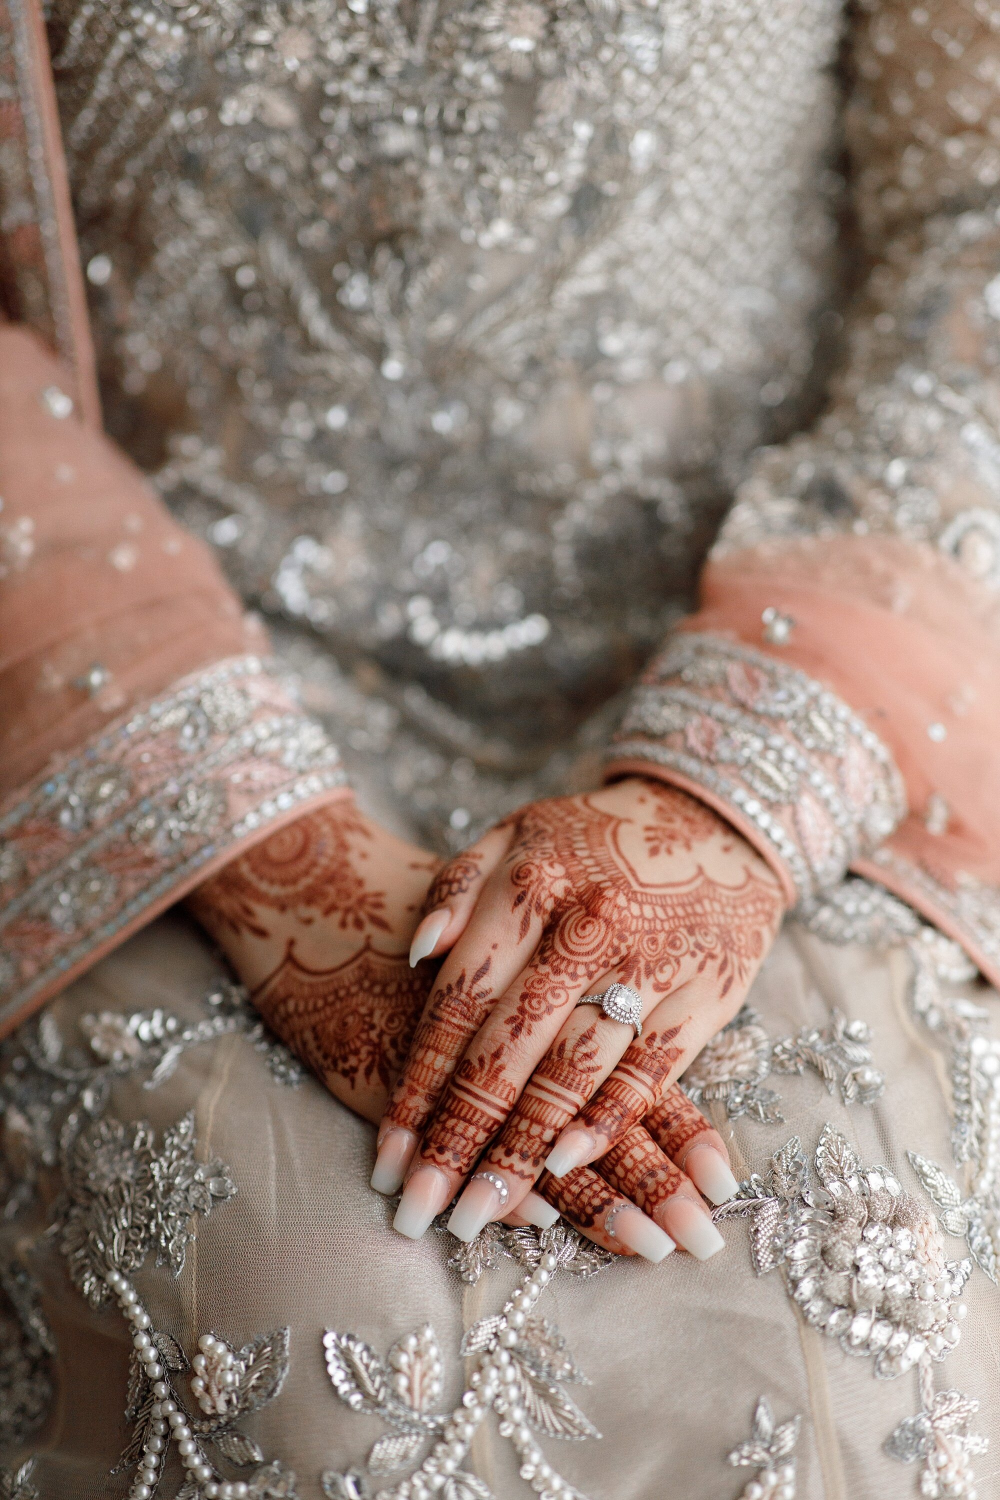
[613,1208,675,1263]
[409,910,451,968]
[447,1176,504,1243]
[371,1128,417,1195]
[683,1144,739,1206]
[393,1168,451,1239]
[660,1196,726,1260]
[544,1128,597,1179]
[518,1191,560,1231]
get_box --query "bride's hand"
[186,802,442,1124]
[375,779,784,1255]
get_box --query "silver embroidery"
[719,1126,971,1379]
[885,1364,987,1500]
[727,1397,800,1500]
[681,1002,884,1125]
[0,976,300,1454]
[718,1126,984,1495]
[0,656,346,1026]
[321,1225,602,1500]
[610,633,906,902]
[0,1462,39,1500]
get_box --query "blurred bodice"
[48,0,841,844]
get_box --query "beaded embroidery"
[681,1002,885,1125]
[609,631,906,902]
[0,656,346,1029]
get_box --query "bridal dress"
[3,1,1000,1495]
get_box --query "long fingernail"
[371,1128,417,1195]
[612,1207,675,1263]
[658,1195,726,1260]
[448,1175,507,1243]
[545,1127,598,1178]
[519,1190,560,1231]
[682,1144,739,1206]
[409,909,451,967]
[393,1167,452,1239]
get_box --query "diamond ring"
[575,981,643,1038]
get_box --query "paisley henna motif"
[252,939,432,1104]
[189,804,391,939]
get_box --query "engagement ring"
[575,982,643,1038]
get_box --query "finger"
[408,824,514,966]
[544,966,744,1179]
[536,1166,675,1263]
[645,1085,738,1205]
[447,978,664,1237]
[411,949,671,1242]
[599,1123,725,1261]
[394,945,605,1239]
[374,855,549,1196]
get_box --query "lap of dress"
[2,899,998,1500]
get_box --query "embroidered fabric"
[608,632,906,905]
[718,1126,987,1498]
[0,656,346,1032]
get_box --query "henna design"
[420,1045,518,1174]
[599,1124,687,1218]
[645,1085,716,1162]
[190,805,390,939]
[498,794,782,1042]
[422,849,484,915]
[640,783,727,858]
[382,959,495,1135]
[537,1165,624,1239]
[251,938,432,1101]
[576,1023,685,1150]
[483,1022,604,1184]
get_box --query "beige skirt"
[2,891,999,1500]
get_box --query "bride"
[2,1,1000,1495]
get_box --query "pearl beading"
[105,1269,246,1500]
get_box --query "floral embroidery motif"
[727,1397,800,1500]
[321,1223,608,1500]
[0,975,300,1457]
[720,1126,971,1379]
[0,655,346,1029]
[610,632,905,903]
[885,1367,987,1500]
[680,1003,884,1125]
[719,1126,985,1497]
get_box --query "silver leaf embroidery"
[727,1396,800,1499]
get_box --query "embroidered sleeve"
[0,325,348,1036]
[607,0,1000,985]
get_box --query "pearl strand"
[103,1267,229,1498]
[374,1251,573,1500]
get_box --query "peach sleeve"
[607,0,1000,986]
[0,324,349,1036]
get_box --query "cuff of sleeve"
[0,654,349,1034]
[604,631,907,907]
